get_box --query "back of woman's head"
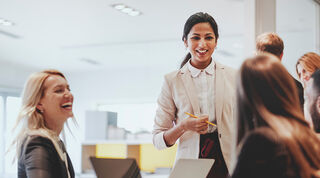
[237,53,303,134]
[237,53,320,177]
[180,12,219,68]
[296,52,320,78]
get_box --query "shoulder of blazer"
[164,70,180,87]
[215,61,237,79]
[23,136,57,156]
[164,65,188,84]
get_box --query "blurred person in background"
[296,52,320,89]
[304,69,320,135]
[256,32,304,110]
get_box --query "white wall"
[66,62,178,173]
[277,0,319,78]
[0,60,38,93]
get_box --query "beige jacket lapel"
[215,62,225,121]
[179,65,201,116]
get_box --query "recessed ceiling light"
[121,7,133,14]
[128,11,141,17]
[3,21,14,26]
[79,58,100,66]
[111,4,142,17]
[114,4,125,10]
[0,18,14,26]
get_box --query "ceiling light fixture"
[79,58,100,66]
[114,4,125,10]
[111,4,142,17]
[0,18,14,26]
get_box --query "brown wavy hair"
[237,53,320,177]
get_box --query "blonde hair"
[256,32,284,58]
[296,52,320,79]
[11,69,68,160]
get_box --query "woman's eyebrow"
[53,84,65,89]
[191,33,214,36]
[191,33,200,36]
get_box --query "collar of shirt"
[187,59,215,78]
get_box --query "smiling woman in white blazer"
[153,12,236,178]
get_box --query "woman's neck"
[190,58,212,69]
[44,117,65,136]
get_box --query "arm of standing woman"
[153,75,208,149]
[163,116,209,146]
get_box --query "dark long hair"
[237,53,320,177]
[180,12,219,69]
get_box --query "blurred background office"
[0,0,319,177]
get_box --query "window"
[0,96,4,175]
[0,94,21,177]
[4,96,21,174]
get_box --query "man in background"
[256,32,304,109]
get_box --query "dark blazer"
[18,135,74,178]
[232,127,299,178]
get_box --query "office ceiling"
[0,0,245,72]
[0,0,317,73]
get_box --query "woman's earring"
[37,108,43,113]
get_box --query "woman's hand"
[163,115,209,146]
[179,115,209,134]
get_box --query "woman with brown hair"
[296,52,320,88]
[232,53,320,178]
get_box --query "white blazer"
[152,61,237,172]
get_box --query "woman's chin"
[64,112,74,120]
[68,113,74,118]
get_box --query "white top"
[187,60,216,133]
